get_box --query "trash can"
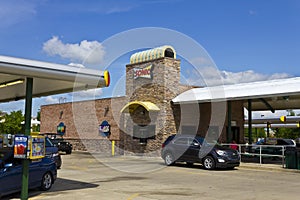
[297,149,300,170]
[285,149,297,169]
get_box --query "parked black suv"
[51,138,72,154]
[44,134,72,154]
[161,134,240,170]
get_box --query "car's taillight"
[162,143,165,148]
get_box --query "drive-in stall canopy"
[0,55,110,199]
[0,55,110,102]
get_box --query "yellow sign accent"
[130,45,176,64]
[280,116,286,122]
[120,101,160,113]
[103,70,110,87]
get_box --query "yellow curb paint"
[127,193,140,200]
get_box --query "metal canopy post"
[227,101,232,143]
[248,99,252,144]
[21,77,33,200]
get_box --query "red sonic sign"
[133,65,153,79]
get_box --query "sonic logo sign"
[99,120,111,137]
[133,65,153,79]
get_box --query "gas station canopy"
[172,77,300,111]
[0,55,110,103]
[0,54,110,199]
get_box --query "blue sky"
[0,0,300,117]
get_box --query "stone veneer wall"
[119,57,192,154]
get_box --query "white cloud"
[43,36,105,65]
[105,5,136,14]
[219,70,291,85]
[71,89,104,103]
[44,96,59,104]
[68,63,86,68]
[184,66,291,87]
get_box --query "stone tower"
[119,45,182,154]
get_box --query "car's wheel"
[203,156,216,170]
[40,172,53,191]
[164,152,175,166]
[66,149,72,154]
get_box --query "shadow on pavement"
[171,162,239,171]
[93,176,147,183]
[1,178,99,200]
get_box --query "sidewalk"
[72,151,300,173]
[239,162,300,173]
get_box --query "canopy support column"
[248,99,252,144]
[227,101,232,143]
[21,77,33,200]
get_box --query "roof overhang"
[172,77,300,111]
[0,55,110,102]
[120,101,160,113]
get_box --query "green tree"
[274,127,299,139]
[0,110,24,135]
[32,109,41,132]
[36,109,41,121]
[287,109,296,116]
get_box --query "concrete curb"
[239,163,300,173]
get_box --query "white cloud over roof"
[183,66,291,87]
[43,36,105,65]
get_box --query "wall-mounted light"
[140,110,146,115]
[59,111,63,119]
[0,79,24,88]
[283,96,289,101]
[104,106,109,117]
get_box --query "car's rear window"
[45,137,54,147]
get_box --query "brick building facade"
[40,46,244,155]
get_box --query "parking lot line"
[127,193,140,200]
[29,194,46,200]
[65,165,88,171]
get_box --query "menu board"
[13,135,45,159]
[29,136,45,159]
[14,135,28,159]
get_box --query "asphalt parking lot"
[5,151,300,200]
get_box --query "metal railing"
[221,143,293,168]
